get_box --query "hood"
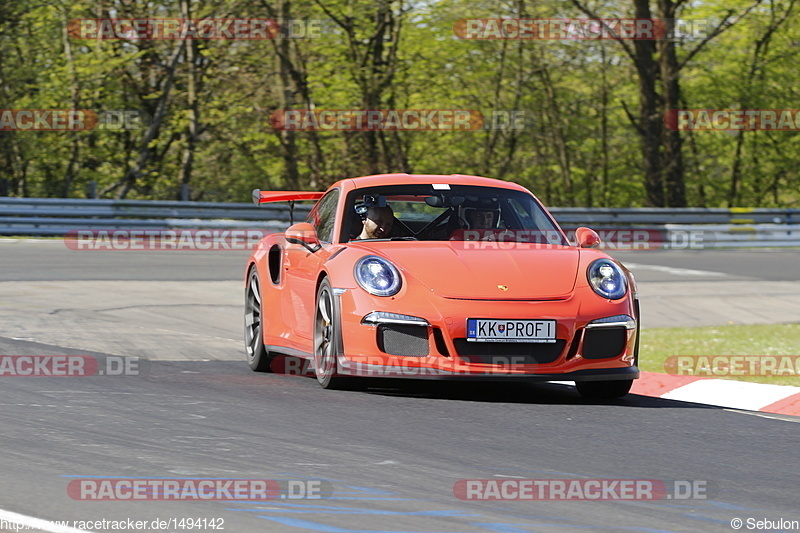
[351,242,579,299]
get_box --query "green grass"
[639,324,800,387]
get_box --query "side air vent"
[268,245,281,285]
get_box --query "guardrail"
[552,207,800,225]
[664,223,800,248]
[0,197,798,247]
[0,197,312,236]
[555,207,799,248]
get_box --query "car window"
[343,184,568,245]
[307,189,339,243]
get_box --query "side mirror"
[575,227,601,248]
[285,223,321,252]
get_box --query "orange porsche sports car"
[244,174,640,398]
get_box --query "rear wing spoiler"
[251,189,325,224]
[252,189,325,205]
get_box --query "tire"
[245,267,273,372]
[575,379,633,400]
[313,278,349,389]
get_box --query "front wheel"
[575,379,633,399]
[313,278,349,389]
[245,267,273,372]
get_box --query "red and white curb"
[631,371,800,417]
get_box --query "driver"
[358,205,394,239]
[468,209,495,230]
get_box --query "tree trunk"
[657,0,686,207]
[60,7,82,198]
[631,0,664,207]
[275,0,299,189]
[177,0,200,200]
[600,44,609,207]
[537,65,573,206]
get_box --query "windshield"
[342,184,568,245]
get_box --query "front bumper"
[335,361,639,381]
[334,285,639,381]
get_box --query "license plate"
[467,319,556,343]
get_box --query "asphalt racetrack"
[1,241,798,533]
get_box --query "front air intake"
[378,325,429,357]
[582,327,627,359]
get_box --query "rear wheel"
[575,379,633,399]
[245,267,273,372]
[314,278,349,389]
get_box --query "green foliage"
[1,0,799,205]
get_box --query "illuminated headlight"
[354,255,402,297]
[587,259,627,300]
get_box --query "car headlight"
[587,259,627,300]
[354,255,402,297]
